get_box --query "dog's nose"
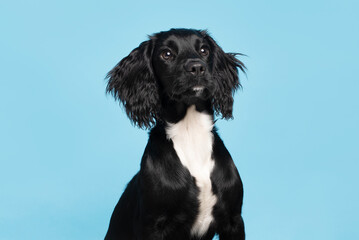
[184,60,206,76]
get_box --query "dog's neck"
[160,95,214,124]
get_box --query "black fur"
[105,28,246,240]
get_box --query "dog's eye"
[199,46,209,56]
[161,50,174,60]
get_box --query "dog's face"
[152,30,214,103]
[106,28,245,128]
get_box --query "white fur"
[166,105,217,237]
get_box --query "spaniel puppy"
[105,28,246,240]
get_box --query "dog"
[105,28,246,240]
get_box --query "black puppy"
[105,28,245,240]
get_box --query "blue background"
[1,0,358,239]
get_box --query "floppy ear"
[106,40,160,129]
[204,33,246,119]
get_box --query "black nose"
[184,60,206,76]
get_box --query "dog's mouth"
[170,85,211,102]
[189,85,212,100]
[192,85,205,96]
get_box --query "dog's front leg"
[136,202,195,240]
[211,133,245,240]
[138,216,190,240]
[218,215,245,240]
[136,138,198,240]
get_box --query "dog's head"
[106,28,245,129]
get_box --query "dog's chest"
[166,106,217,237]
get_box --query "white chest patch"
[166,105,217,237]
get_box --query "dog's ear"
[106,40,160,129]
[203,32,246,119]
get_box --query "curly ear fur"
[204,33,246,119]
[106,40,160,129]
